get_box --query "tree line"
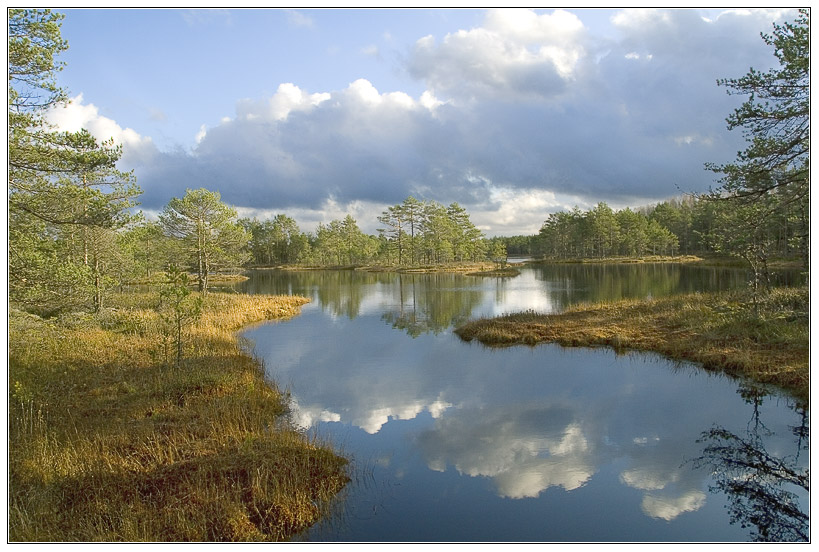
[501,188,807,267]
[242,196,493,267]
[504,9,810,290]
[536,202,679,259]
[9,9,808,317]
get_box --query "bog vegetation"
[9,291,350,541]
[7,7,809,541]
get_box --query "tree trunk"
[176,311,183,368]
[93,254,103,312]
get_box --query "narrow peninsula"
[455,287,809,403]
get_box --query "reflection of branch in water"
[790,408,809,463]
[692,424,809,542]
[737,384,771,435]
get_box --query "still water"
[239,264,809,542]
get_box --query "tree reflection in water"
[382,274,484,337]
[692,386,809,542]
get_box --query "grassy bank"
[455,287,809,403]
[538,255,704,264]
[277,261,500,274]
[534,254,806,270]
[8,292,349,542]
[466,267,522,277]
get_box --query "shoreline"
[243,254,806,273]
[532,254,705,265]
[455,288,809,404]
[267,261,506,274]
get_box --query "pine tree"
[706,9,809,270]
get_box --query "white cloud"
[353,400,450,434]
[195,124,207,144]
[45,94,155,163]
[289,399,342,430]
[408,8,587,100]
[264,82,330,121]
[428,398,452,418]
[485,8,586,78]
[472,186,563,234]
[235,83,306,121]
[419,90,444,111]
[347,78,382,105]
[485,8,584,45]
[611,8,669,29]
[674,134,714,147]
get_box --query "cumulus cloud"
[236,82,331,122]
[620,466,678,491]
[195,124,207,144]
[45,94,156,165]
[168,79,448,213]
[62,8,798,236]
[407,9,587,101]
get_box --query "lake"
[239,263,809,542]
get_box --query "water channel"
[238,263,809,542]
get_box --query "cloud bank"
[48,8,795,235]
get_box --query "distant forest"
[499,194,806,263]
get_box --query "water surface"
[240,264,809,542]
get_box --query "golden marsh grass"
[455,287,809,403]
[9,292,349,542]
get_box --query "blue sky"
[44,7,795,236]
[58,9,477,149]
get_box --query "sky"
[42,7,797,236]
